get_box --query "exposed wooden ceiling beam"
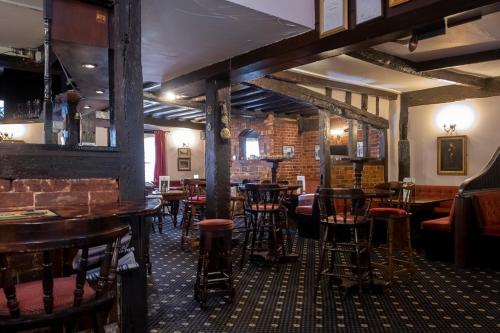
[162,0,497,96]
[254,100,298,112]
[348,48,487,88]
[414,48,500,71]
[144,117,205,130]
[143,105,178,114]
[270,70,398,100]
[240,97,289,110]
[404,82,500,107]
[153,107,191,117]
[248,78,388,128]
[165,109,203,119]
[232,93,273,106]
[231,87,262,100]
[143,92,204,110]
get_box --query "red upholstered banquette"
[415,185,458,215]
[473,191,500,237]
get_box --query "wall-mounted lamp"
[436,104,475,134]
[171,128,195,148]
[330,128,345,138]
[443,123,456,135]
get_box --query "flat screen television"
[330,145,349,156]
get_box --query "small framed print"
[388,0,410,8]
[314,145,321,160]
[437,136,467,175]
[319,0,348,38]
[356,0,383,24]
[178,158,191,171]
[283,145,295,159]
[178,148,191,158]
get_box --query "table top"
[412,197,453,205]
[0,200,161,253]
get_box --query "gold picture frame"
[319,0,348,38]
[178,147,191,158]
[389,0,411,8]
[437,135,467,175]
[178,158,191,171]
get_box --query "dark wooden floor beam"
[270,71,398,100]
[348,48,487,88]
[248,78,389,129]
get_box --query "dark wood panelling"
[0,144,120,179]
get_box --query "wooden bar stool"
[194,219,235,308]
[180,179,207,247]
[315,188,374,295]
[369,182,416,283]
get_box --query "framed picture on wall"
[283,145,295,159]
[437,135,467,175]
[178,158,191,171]
[319,0,348,38]
[178,147,191,158]
[388,0,411,8]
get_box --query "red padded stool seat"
[198,219,234,232]
[295,205,313,215]
[370,207,408,217]
[0,277,95,317]
[421,216,451,232]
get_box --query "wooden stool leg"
[315,224,329,295]
[405,217,415,274]
[386,220,394,282]
[240,216,250,268]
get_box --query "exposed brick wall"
[0,178,119,210]
[230,114,385,189]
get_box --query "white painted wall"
[387,97,400,181]
[0,123,44,144]
[227,0,315,28]
[144,125,206,181]
[408,97,500,186]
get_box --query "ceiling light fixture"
[81,63,97,69]
[95,89,104,94]
[83,105,91,109]
[164,91,177,101]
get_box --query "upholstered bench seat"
[295,205,313,215]
[421,216,452,232]
[0,277,95,317]
[473,191,500,237]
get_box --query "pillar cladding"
[205,78,231,219]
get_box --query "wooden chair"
[315,188,374,295]
[0,219,128,332]
[369,182,416,283]
[180,178,207,247]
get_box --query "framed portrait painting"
[437,136,467,175]
[388,0,411,7]
[283,145,295,159]
[319,0,348,38]
[178,148,191,158]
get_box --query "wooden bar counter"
[0,200,161,333]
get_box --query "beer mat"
[0,209,58,221]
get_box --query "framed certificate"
[356,0,383,24]
[319,0,348,37]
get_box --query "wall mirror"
[0,0,113,148]
[238,129,260,160]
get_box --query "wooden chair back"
[243,183,284,213]
[317,188,372,225]
[181,178,206,200]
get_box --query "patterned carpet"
[147,219,500,333]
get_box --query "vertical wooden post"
[398,94,410,180]
[205,77,231,219]
[361,94,369,158]
[66,102,79,146]
[43,0,55,144]
[111,1,145,332]
[319,108,331,188]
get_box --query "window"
[239,129,260,160]
[0,100,4,119]
[144,135,155,182]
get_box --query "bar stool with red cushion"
[194,219,235,308]
[180,179,207,247]
[315,188,374,295]
[0,219,128,332]
[240,184,287,267]
[369,182,415,283]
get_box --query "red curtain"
[153,130,167,185]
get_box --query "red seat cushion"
[298,194,315,206]
[295,205,313,215]
[421,217,452,232]
[0,277,95,317]
[484,225,500,237]
[189,195,206,201]
[369,207,408,217]
[327,215,363,224]
[198,219,234,232]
